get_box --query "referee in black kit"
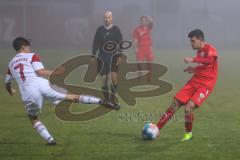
[90,11,123,103]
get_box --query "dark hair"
[188,29,204,41]
[140,16,148,21]
[12,37,30,51]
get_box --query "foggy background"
[0,0,239,49]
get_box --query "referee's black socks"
[110,84,117,102]
[101,85,110,101]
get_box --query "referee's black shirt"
[92,25,122,59]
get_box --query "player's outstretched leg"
[66,94,120,110]
[181,100,196,142]
[29,115,56,145]
[157,99,182,130]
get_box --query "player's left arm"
[116,27,123,53]
[116,27,124,65]
[184,47,217,73]
[35,67,65,77]
[193,57,214,65]
[4,68,16,96]
[133,28,138,50]
[35,69,53,77]
[147,16,153,30]
[184,51,217,65]
[32,54,64,77]
[184,56,216,64]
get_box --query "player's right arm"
[35,67,65,77]
[32,54,64,77]
[184,66,195,73]
[35,69,53,77]
[134,38,138,50]
[91,27,101,62]
[31,54,50,77]
[133,28,138,50]
[147,16,153,30]
[4,68,16,96]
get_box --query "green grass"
[0,47,240,160]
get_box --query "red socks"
[157,106,195,133]
[185,113,194,132]
[157,107,176,129]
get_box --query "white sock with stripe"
[33,121,54,143]
[79,95,101,104]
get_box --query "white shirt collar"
[104,24,114,30]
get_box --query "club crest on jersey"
[200,52,205,57]
[199,93,205,99]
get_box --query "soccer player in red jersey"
[156,29,218,141]
[133,16,154,80]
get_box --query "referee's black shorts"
[97,54,120,75]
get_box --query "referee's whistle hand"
[90,57,96,63]
[116,57,123,66]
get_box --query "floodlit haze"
[0,0,239,49]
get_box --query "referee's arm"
[116,27,123,54]
[115,27,124,65]
[92,28,100,57]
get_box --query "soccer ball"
[142,122,159,140]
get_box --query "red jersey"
[191,43,218,90]
[133,26,152,48]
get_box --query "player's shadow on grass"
[86,131,135,138]
[0,140,40,145]
[86,131,181,157]
[135,137,182,153]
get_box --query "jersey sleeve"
[147,19,153,30]
[92,27,101,56]
[194,45,217,64]
[208,48,217,57]
[133,28,138,39]
[5,68,13,83]
[6,68,11,75]
[193,56,215,64]
[115,27,123,54]
[31,54,45,71]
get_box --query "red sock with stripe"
[185,113,194,133]
[157,107,176,130]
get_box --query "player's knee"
[28,115,38,126]
[170,100,181,111]
[111,78,117,85]
[66,94,78,101]
[184,106,192,113]
[111,72,118,84]
[185,100,196,113]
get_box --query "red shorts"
[136,47,154,62]
[175,80,212,106]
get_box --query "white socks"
[79,95,101,104]
[33,121,54,143]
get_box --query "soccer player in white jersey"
[4,37,119,145]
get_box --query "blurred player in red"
[133,16,154,81]
[156,29,218,141]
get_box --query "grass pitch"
[0,47,240,160]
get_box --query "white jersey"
[7,52,44,86]
[5,52,66,116]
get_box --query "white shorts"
[20,78,67,116]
